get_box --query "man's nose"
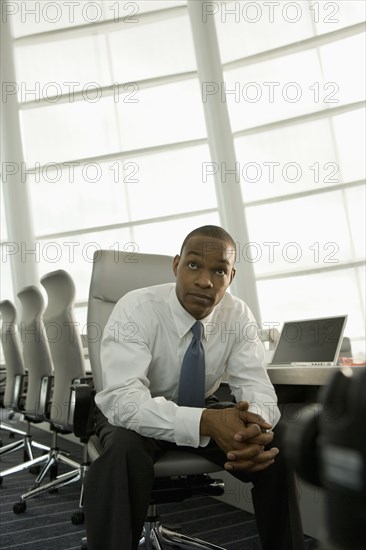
[195,270,213,288]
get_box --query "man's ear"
[229,267,236,285]
[172,255,180,276]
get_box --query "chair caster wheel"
[71,511,85,525]
[13,501,26,514]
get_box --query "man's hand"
[200,400,279,473]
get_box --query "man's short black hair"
[180,225,237,259]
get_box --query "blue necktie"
[177,321,205,407]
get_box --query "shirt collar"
[169,285,215,341]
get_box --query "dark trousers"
[83,407,305,550]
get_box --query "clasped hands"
[200,401,279,473]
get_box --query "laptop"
[268,315,348,367]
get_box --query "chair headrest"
[17,285,45,323]
[87,250,175,392]
[0,299,17,324]
[41,269,75,313]
[89,250,175,304]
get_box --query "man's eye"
[216,269,226,276]
[188,262,198,270]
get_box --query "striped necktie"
[177,321,205,407]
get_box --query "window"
[2,0,365,357]
[215,1,365,353]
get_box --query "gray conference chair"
[1,287,55,486]
[83,250,226,550]
[0,300,49,461]
[12,273,90,521]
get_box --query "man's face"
[173,235,236,320]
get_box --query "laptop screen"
[270,315,348,365]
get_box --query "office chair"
[0,299,29,453]
[83,249,227,550]
[0,299,50,460]
[11,275,90,522]
[0,297,50,476]
[1,287,55,485]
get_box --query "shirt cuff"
[247,402,281,428]
[174,406,208,447]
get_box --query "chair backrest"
[41,270,86,428]
[0,300,25,407]
[87,250,175,393]
[17,285,53,418]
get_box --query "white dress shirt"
[96,283,280,448]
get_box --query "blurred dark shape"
[285,367,366,550]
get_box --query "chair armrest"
[0,368,6,402]
[39,375,54,419]
[13,373,28,410]
[72,375,94,386]
[69,383,96,442]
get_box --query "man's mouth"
[188,293,214,305]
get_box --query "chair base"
[140,521,227,549]
[0,421,27,438]
[0,444,75,480]
[0,418,50,464]
[0,433,49,461]
[81,521,226,550]
[12,439,89,525]
[15,460,86,504]
[139,502,227,550]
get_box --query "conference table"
[266,364,361,403]
[266,364,360,385]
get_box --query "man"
[84,225,305,550]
